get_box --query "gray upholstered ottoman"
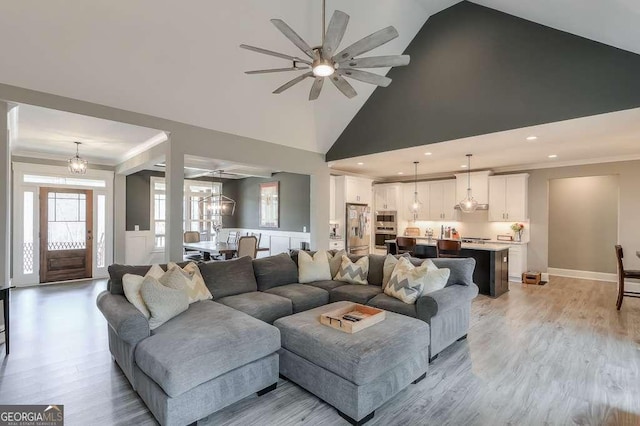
[274,301,430,425]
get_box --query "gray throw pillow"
[199,256,258,299]
[329,249,347,278]
[140,276,189,330]
[253,253,299,291]
[431,258,476,286]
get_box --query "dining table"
[184,240,238,261]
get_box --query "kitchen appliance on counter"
[374,210,397,249]
[347,203,372,255]
[460,237,492,244]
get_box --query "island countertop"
[385,239,511,252]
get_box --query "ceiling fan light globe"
[312,63,334,77]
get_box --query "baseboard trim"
[547,268,640,292]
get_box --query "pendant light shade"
[459,154,478,213]
[199,171,236,219]
[67,142,88,175]
[408,161,422,219]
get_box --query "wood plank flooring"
[0,277,639,426]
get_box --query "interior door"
[39,188,93,283]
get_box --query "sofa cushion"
[367,293,418,318]
[108,262,190,295]
[265,284,329,313]
[253,253,299,291]
[334,255,369,285]
[430,258,476,287]
[140,276,189,330]
[384,257,430,304]
[135,301,280,397]
[217,291,293,324]
[329,284,382,304]
[367,254,386,286]
[274,301,429,385]
[305,280,346,292]
[199,256,257,299]
[298,250,332,283]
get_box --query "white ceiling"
[0,1,639,157]
[12,103,165,165]
[329,108,640,179]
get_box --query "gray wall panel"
[327,1,640,160]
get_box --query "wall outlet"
[303,226,307,233]
[134,225,140,231]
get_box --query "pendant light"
[67,141,88,175]
[408,161,422,220]
[459,154,478,213]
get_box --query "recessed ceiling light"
[461,165,468,168]
[526,136,538,141]
[424,152,432,156]
[548,154,558,159]
[397,172,404,175]
[357,162,364,166]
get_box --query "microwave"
[375,210,397,225]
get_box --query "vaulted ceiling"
[0,1,638,156]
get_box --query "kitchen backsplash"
[399,210,530,242]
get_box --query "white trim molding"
[547,268,617,282]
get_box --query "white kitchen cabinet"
[508,244,528,282]
[344,176,372,205]
[402,181,430,221]
[329,239,345,251]
[428,180,457,221]
[374,184,401,211]
[455,171,492,205]
[489,174,529,222]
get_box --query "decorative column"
[310,167,330,250]
[0,102,10,286]
[164,134,184,262]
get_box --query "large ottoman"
[274,301,430,425]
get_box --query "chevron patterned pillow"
[385,257,444,304]
[334,255,369,285]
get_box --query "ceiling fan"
[240,0,410,100]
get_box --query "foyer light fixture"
[67,142,88,175]
[200,171,236,219]
[458,154,478,213]
[408,161,422,220]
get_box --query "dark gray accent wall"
[326,1,640,161]
[234,172,310,232]
[125,171,238,231]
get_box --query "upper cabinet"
[488,174,529,222]
[455,171,492,205]
[373,184,401,211]
[337,176,373,205]
[428,180,457,221]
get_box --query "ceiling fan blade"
[246,67,309,75]
[338,69,392,87]
[270,19,316,59]
[240,44,311,65]
[273,71,314,94]
[322,10,350,58]
[309,77,324,101]
[333,26,399,61]
[339,55,410,68]
[329,74,357,98]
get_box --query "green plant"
[510,223,525,232]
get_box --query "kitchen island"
[385,239,510,298]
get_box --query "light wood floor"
[1,277,639,426]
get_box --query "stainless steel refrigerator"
[345,203,371,255]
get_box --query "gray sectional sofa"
[97,252,479,426]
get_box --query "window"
[24,174,106,188]
[150,178,222,249]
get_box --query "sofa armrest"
[416,284,479,323]
[96,291,150,345]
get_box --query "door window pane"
[47,192,87,250]
[97,195,106,268]
[23,192,34,274]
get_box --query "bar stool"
[396,237,416,256]
[615,245,640,310]
[436,239,462,258]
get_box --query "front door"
[39,188,93,283]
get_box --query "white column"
[113,173,126,264]
[165,135,184,262]
[310,167,330,250]
[0,102,10,287]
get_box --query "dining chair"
[183,231,202,261]
[248,232,262,246]
[436,239,462,258]
[227,231,240,244]
[396,237,417,256]
[237,236,258,259]
[615,245,640,310]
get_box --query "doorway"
[39,188,93,283]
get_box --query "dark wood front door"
[39,188,93,283]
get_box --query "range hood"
[454,203,489,211]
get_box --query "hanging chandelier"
[68,142,88,175]
[408,161,422,220]
[199,171,236,218]
[459,154,478,213]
